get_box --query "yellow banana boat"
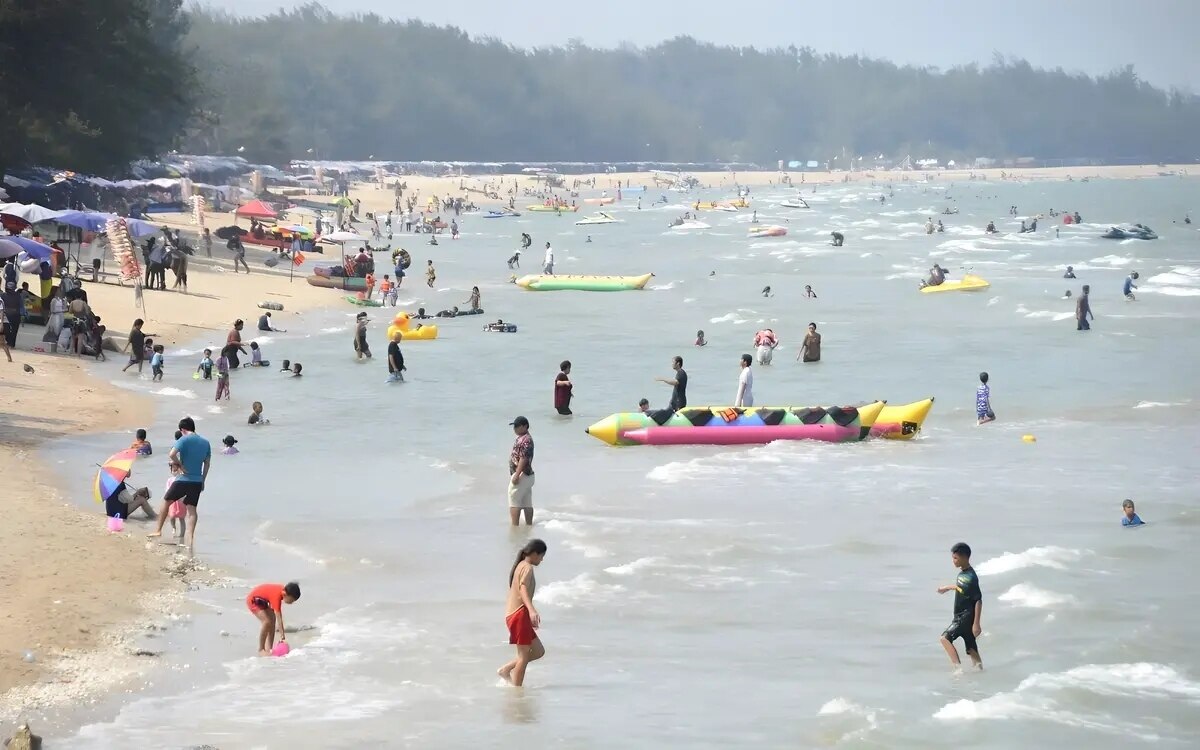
[870,398,935,440]
[920,274,990,293]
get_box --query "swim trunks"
[506,606,536,645]
[942,613,978,655]
[163,479,203,507]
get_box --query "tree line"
[2,1,1197,176]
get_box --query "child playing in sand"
[130,428,153,456]
[196,349,214,380]
[248,401,270,425]
[246,582,301,656]
[426,260,436,288]
[221,435,239,455]
[215,352,231,400]
[150,344,165,381]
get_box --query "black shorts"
[943,614,978,654]
[164,480,204,507]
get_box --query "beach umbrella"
[3,236,51,260]
[322,231,366,243]
[0,203,63,224]
[333,197,353,208]
[215,225,248,240]
[54,210,114,233]
[93,448,139,504]
[284,206,322,219]
[0,239,23,258]
[278,224,313,237]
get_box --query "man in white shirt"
[543,242,555,275]
[735,353,754,407]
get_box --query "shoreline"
[0,253,338,737]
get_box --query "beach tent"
[234,199,277,219]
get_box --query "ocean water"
[53,176,1200,748]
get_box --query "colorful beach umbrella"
[93,448,139,503]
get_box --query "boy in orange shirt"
[246,582,301,655]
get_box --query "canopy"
[0,202,62,224]
[234,200,277,219]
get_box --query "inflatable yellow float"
[385,312,439,341]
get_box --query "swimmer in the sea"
[976,372,995,425]
[1063,266,1076,279]
[638,398,650,413]
[1121,499,1145,527]
[694,330,706,347]
[804,285,817,299]
[1063,290,1072,299]
[761,286,773,298]
[937,542,983,670]
[829,231,844,247]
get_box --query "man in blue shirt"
[149,417,211,553]
[1122,499,1145,527]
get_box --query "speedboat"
[779,198,810,209]
[576,212,622,226]
[1102,224,1157,240]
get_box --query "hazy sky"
[202,0,1200,91]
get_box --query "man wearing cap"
[508,417,535,525]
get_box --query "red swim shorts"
[506,606,536,646]
[246,595,272,614]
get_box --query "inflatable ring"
[391,249,412,269]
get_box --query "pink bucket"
[106,514,124,533]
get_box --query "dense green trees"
[3,2,1196,174]
[181,5,1199,166]
[0,0,197,177]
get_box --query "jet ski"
[779,198,810,209]
[1102,224,1157,240]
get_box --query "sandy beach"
[0,160,1192,740]
[311,163,1191,223]
[0,248,334,731]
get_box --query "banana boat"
[869,398,935,440]
[515,273,652,292]
[585,401,886,447]
[920,274,990,293]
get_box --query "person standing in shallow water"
[554,360,573,415]
[735,353,754,407]
[1076,284,1094,331]
[937,542,983,670]
[797,322,821,363]
[507,416,535,526]
[498,539,547,686]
